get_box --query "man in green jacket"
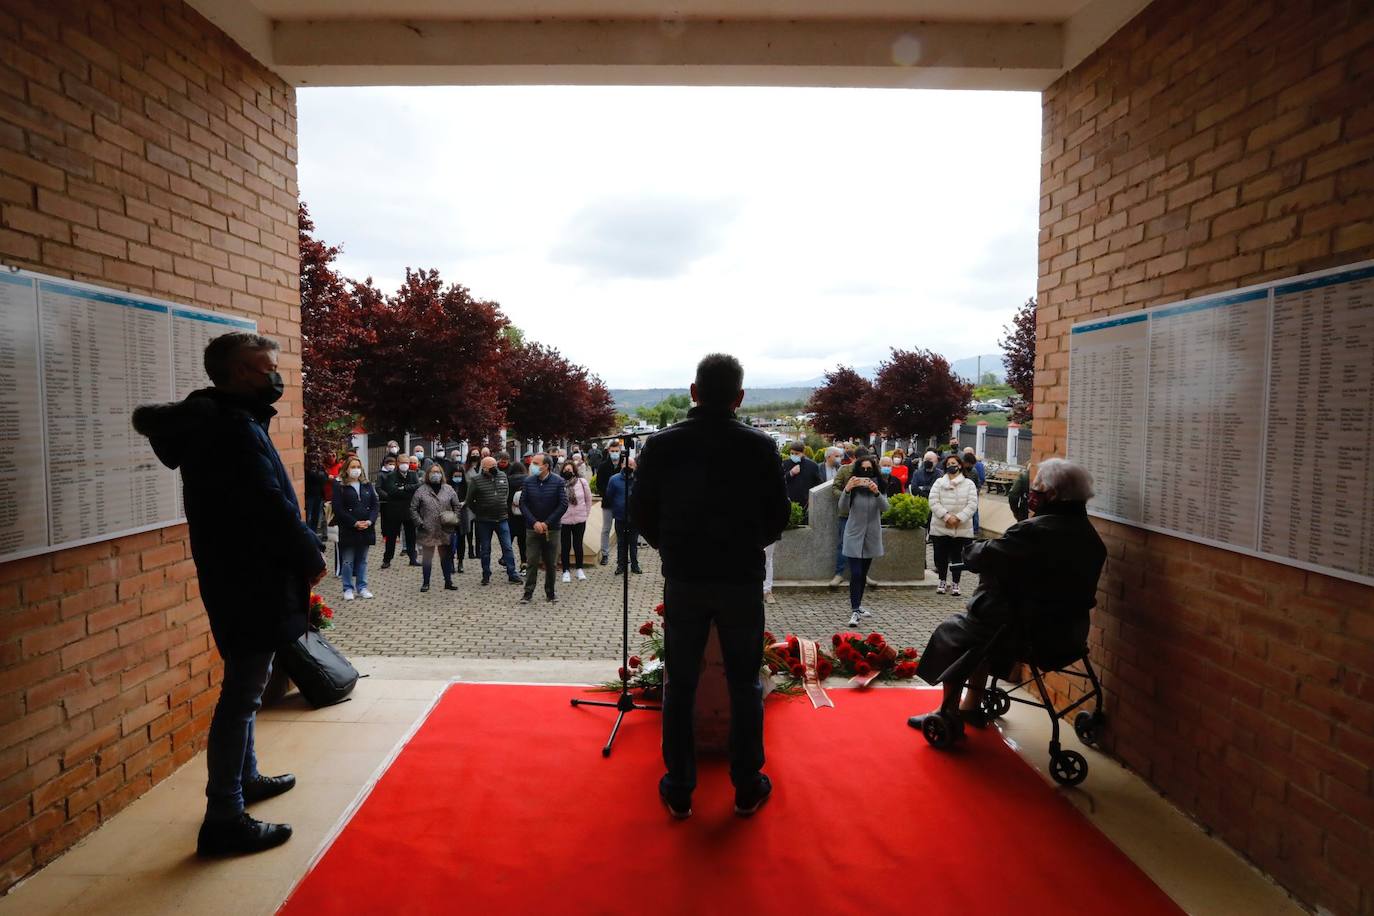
[468,456,520,585]
[828,446,870,587]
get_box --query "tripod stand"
[569,436,659,756]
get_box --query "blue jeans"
[847,556,873,610]
[661,578,765,795]
[834,515,848,575]
[476,519,517,579]
[205,650,274,820]
[339,542,369,592]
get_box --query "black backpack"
[279,629,359,708]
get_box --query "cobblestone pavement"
[326,537,980,660]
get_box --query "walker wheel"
[1073,710,1104,746]
[981,688,1011,719]
[922,712,958,749]
[1049,749,1088,786]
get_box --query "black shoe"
[456,565,464,574]
[599,555,609,566]
[507,576,523,585]
[468,548,478,559]
[444,583,458,591]
[631,565,642,575]
[659,777,692,820]
[197,813,292,857]
[408,560,421,567]
[481,576,491,586]
[614,566,625,576]
[242,773,296,804]
[520,594,532,605]
[380,562,391,570]
[546,595,558,604]
[420,583,430,593]
[907,710,967,742]
[734,773,772,817]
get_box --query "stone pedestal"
[692,622,731,755]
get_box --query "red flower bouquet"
[309,593,336,631]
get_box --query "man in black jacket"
[595,439,624,565]
[132,332,320,857]
[782,441,822,520]
[632,354,790,820]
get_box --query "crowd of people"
[304,437,643,605]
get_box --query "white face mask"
[436,450,445,458]
[428,473,442,484]
[415,452,424,459]
[388,446,399,455]
[348,467,362,479]
[382,465,395,473]
[609,452,620,461]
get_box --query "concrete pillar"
[975,421,987,459]
[351,431,368,474]
[1007,423,1021,465]
[952,421,962,444]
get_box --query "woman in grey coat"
[409,467,462,593]
[838,455,889,627]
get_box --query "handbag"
[279,629,359,708]
[439,509,460,530]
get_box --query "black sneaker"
[519,594,532,605]
[197,812,292,857]
[380,562,391,570]
[242,773,295,804]
[546,595,558,604]
[659,777,692,820]
[444,583,458,591]
[420,583,430,593]
[614,566,625,576]
[631,565,642,575]
[481,576,491,586]
[599,554,609,566]
[734,773,772,817]
[507,576,523,585]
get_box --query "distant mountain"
[612,387,815,412]
[950,353,1005,383]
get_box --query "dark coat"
[604,471,632,522]
[521,471,569,528]
[132,387,323,656]
[631,405,790,584]
[594,454,621,498]
[916,502,1106,686]
[332,480,380,547]
[878,472,905,497]
[908,465,941,500]
[782,455,823,506]
[377,469,421,532]
[467,470,510,522]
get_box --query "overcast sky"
[297,86,1040,389]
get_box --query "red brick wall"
[0,0,299,890]
[1035,1,1374,913]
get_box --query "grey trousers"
[600,506,614,558]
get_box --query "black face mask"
[853,465,876,478]
[562,470,575,480]
[252,370,284,405]
[946,465,961,475]
[923,461,934,471]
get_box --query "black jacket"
[595,454,621,498]
[333,480,380,547]
[132,387,323,655]
[631,405,790,584]
[908,465,941,500]
[782,456,823,506]
[878,472,905,497]
[467,469,510,522]
[377,469,421,530]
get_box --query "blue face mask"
[790,454,802,463]
[880,466,892,476]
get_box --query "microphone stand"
[569,436,660,756]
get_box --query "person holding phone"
[839,456,890,627]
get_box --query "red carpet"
[280,684,1180,916]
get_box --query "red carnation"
[904,647,918,659]
[629,656,642,668]
[639,621,655,636]
[817,659,834,679]
[310,594,323,606]
[322,607,334,619]
[831,634,842,646]
[767,662,779,674]
[854,661,873,676]
[618,667,629,681]
[654,603,665,616]
[763,631,776,644]
[788,664,806,679]
[880,645,898,664]
[868,632,884,645]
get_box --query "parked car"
[973,401,1006,414]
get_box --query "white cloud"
[298,85,1040,388]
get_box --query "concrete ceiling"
[185,0,1152,90]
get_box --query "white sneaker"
[562,571,571,583]
[951,584,961,597]
[763,591,777,605]
[828,574,845,587]
[575,569,586,581]
[935,582,947,595]
[343,589,355,601]
[858,607,873,618]
[848,612,862,627]
[359,588,374,599]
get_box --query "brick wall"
[0,0,299,891]
[1035,1,1374,913]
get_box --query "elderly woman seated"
[908,458,1107,736]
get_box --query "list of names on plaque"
[0,274,48,557]
[1068,314,1149,522]
[1069,260,1374,586]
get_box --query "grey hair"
[1035,458,1095,502]
[825,446,843,459]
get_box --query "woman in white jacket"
[928,454,978,596]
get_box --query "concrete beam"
[271,18,1064,89]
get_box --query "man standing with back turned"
[632,354,791,819]
[133,332,323,856]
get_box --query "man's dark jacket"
[782,455,823,506]
[594,454,621,498]
[377,469,420,532]
[467,469,510,522]
[132,387,323,655]
[522,471,569,529]
[631,405,790,584]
